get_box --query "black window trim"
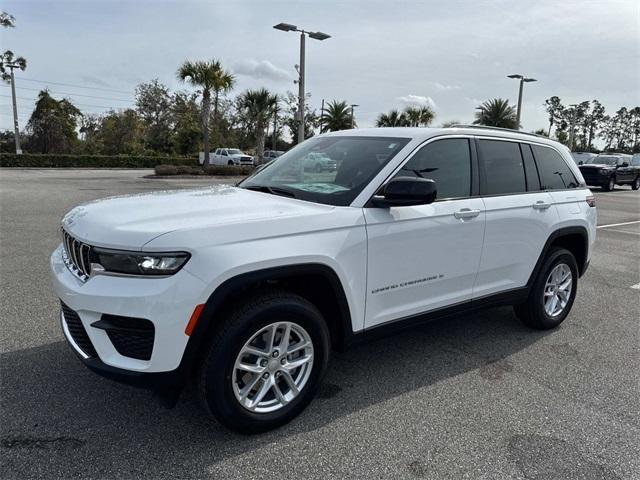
[364,134,479,207]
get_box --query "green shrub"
[0,153,197,168]
[154,164,178,176]
[203,165,254,176]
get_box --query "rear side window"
[478,140,526,195]
[394,138,471,199]
[532,145,579,190]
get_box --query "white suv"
[51,126,596,433]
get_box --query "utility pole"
[319,98,325,134]
[272,109,277,150]
[6,63,22,154]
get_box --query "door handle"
[532,201,551,210]
[454,208,481,219]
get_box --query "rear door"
[364,137,485,328]
[473,139,558,298]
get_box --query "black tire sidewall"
[530,248,578,328]
[201,296,330,433]
[633,177,640,190]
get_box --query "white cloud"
[232,59,293,82]
[397,95,437,110]
[432,82,461,91]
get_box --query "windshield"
[586,156,619,166]
[227,149,243,155]
[239,136,411,206]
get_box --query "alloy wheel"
[232,322,314,413]
[543,263,573,317]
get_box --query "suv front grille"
[61,302,97,358]
[61,229,92,280]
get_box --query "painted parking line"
[604,229,640,236]
[597,220,640,229]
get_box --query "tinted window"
[521,143,541,191]
[532,145,579,189]
[394,138,471,199]
[479,140,526,195]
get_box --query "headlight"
[91,248,190,276]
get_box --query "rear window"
[532,145,579,190]
[478,140,526,195]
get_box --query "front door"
[364,137,485,328]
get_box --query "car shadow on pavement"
[1,306,551,478]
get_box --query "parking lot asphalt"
[1,169,639,480]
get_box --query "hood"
[579,164,615,169]
[61,185,333,249]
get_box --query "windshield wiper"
[243,185,296,198]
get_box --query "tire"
[227,160,234,166]
[514,247,578,330]
[197,290,330,433]
[632,177,640,190]
[603,176,615,191]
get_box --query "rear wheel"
[197,290,330,433]
[632,177,640,190]
[514,247,578,330]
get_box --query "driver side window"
[394,138,471,200]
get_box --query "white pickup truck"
[199,148,254,166]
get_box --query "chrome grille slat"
[61,228,92,281]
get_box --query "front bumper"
[50,244,208,374]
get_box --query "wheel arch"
[179,263,354,378]
[527,226,589,287]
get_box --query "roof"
[323,126,566,149]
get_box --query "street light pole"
[7,63,22,154]
[568,104,578,150]
[507,74,537,130]
[350,104,359,129]
[298,32,306,144]
[273,23,330,144]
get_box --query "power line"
[0,84,133,103]
[0,93,130,110]
[18,77,133,95]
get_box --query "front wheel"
[632,177,640,190]
[514,247,578,330]
[197,291,330,433]
[227,160,234,166]
[603,176,615,191]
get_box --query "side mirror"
[621,162,629,167]
[578,161,584,165]
[373,177,437,207]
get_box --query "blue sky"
[1,0,638,133]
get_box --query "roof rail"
[448,124,549,139]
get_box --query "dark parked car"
[578,154,639,191]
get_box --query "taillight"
[585,195,596,207]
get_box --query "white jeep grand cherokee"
[51,126,596,433]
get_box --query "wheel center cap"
[267,359,279,372]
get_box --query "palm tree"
[321,100,353,132]
[177,59,234,166]
[404,106,435,127]
[474,98,518,129]
[239,88,279,163]
[376,109,410,127]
